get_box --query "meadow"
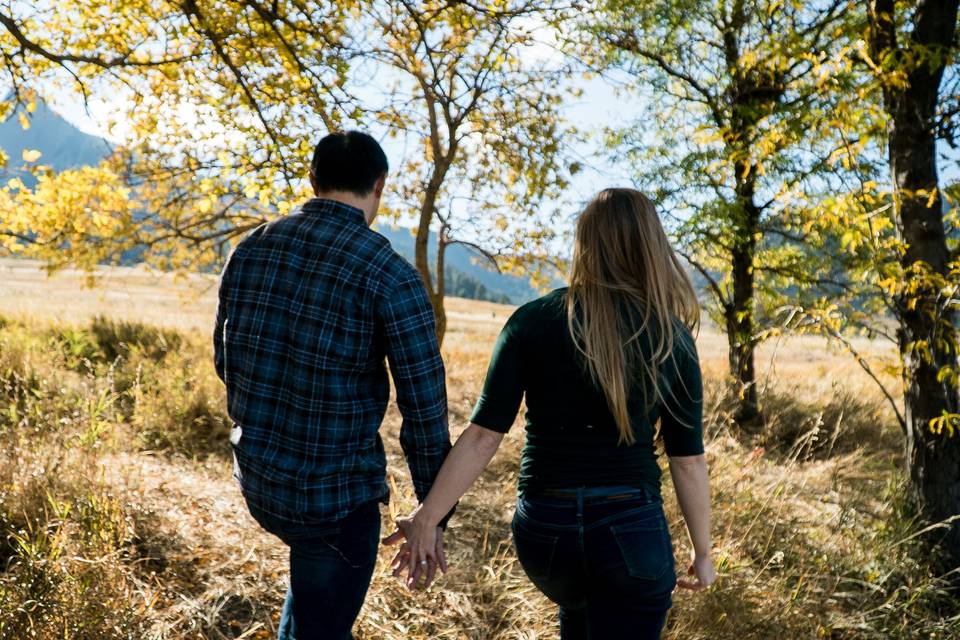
[0,258,957,639]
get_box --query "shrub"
[0,447,145,640]
[0,329,57,435]
[131,354,229,458]
[0,333,36,402]
[710,382,899,461]
[47,327,103,373]
[89,315,183,364]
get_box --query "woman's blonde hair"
[566,188,699,445]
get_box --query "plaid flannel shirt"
[214,198,452,524]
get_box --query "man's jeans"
[512,487,676,640]
[249,501,382,640]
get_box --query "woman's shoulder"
[667,319,699,364]
[513,288,568,318]
[503,288,569,333]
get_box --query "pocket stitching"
[512,519,559,580]
[512,517,560,543]
[612,524,671,581]
[610,521,664,535]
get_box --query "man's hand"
[382,512,448,590]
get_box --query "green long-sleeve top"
[469,288,704,498]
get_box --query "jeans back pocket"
[511,515,560,581]
[610,518,673,581]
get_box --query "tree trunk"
[434,225,449,345]
[415,174,448,346]
[729,163,762,427]
[720,10,765,429]
[891,95,960,571]
[871,0,960,570]
[727,239,760,426]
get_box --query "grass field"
[0,259,957,639]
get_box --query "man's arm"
[378,269,453,514]
[213,257,233,384]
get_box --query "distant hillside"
[0,100,111,182]
[374,226,550,303]
[0,100,548,303]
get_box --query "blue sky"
[52,65,642,242]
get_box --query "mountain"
[0,100,112,178]
[374,226,551,303]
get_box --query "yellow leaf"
[17,112,30,130]
[21,149,42,163]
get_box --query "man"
[213,131,453,640]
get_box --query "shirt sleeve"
[469,309,526,433]
[660,326,705,457]
[213,251,235,384]
[378,268,452,504]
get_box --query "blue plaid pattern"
[214,198,451,524]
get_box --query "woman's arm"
[415,422,504,527]
[383,422,504,589]
[668,453,716,590]
[385,308,523,589]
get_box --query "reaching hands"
[384,510,718,594]
[382,425,504,590]
[676,552,716,591]
[382,510,448,590]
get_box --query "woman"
[387,188,715,639]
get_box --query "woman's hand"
[382,510,448,590]
[676,552,716,591]
[381,423,504,590]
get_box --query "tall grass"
[0,323,142,639]
[0,316,230,639]
[127,352,229,457]
[0,313,956,639]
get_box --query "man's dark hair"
[310,131,388,196]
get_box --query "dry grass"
[0,262,957,639]
[0,258,219,332]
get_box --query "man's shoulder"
[224,211,421,293]
[364,230,423,289]
[230,213,302,253]
[223,221,268,270]
[232,209,387,257]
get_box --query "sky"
[49,28,643,248]
[56,76,639,173]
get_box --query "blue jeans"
[249,501,381,640]
[512,487,676,640]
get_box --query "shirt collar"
[301,198,367,225]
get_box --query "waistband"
[524,485,658,504]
